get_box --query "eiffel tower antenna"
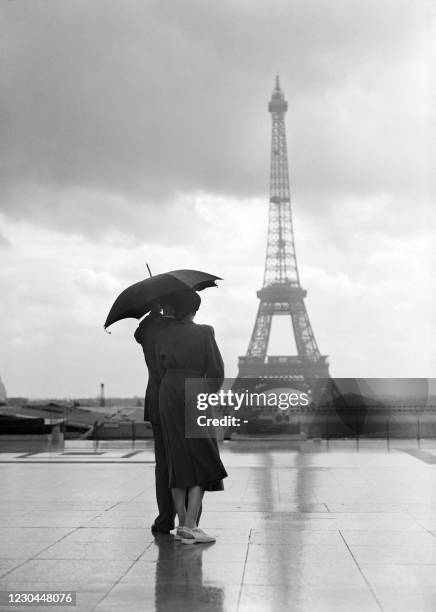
[236,77,329,391]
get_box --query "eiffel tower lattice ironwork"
[236,77,329,390]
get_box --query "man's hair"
[162,290,201,319]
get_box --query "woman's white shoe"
[192,527,216,543]
[179,526,215,544]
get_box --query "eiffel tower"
[236,77,329,395]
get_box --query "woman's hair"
[163,290,201,320]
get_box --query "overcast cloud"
[0,0,434,397]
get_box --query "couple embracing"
[134,290,227,544]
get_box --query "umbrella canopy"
[104,269,221,329]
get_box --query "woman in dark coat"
[155,290,227,544]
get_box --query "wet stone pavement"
[1,439,436,611]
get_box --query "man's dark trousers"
[151,423,176,532]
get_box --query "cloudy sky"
[0,0,434,398]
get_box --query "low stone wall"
[93,421,153,440]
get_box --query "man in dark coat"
[134,303,176,534]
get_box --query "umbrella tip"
[104,326,112,335]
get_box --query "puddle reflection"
[153,535,224,612]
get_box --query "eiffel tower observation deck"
[237,77,329,390]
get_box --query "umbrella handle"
[146,263,153,277]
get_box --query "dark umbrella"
[104,269,221,329]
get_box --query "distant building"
[0,375,6,405]
[7,397,28,406]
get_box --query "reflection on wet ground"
[1,439,436,611]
